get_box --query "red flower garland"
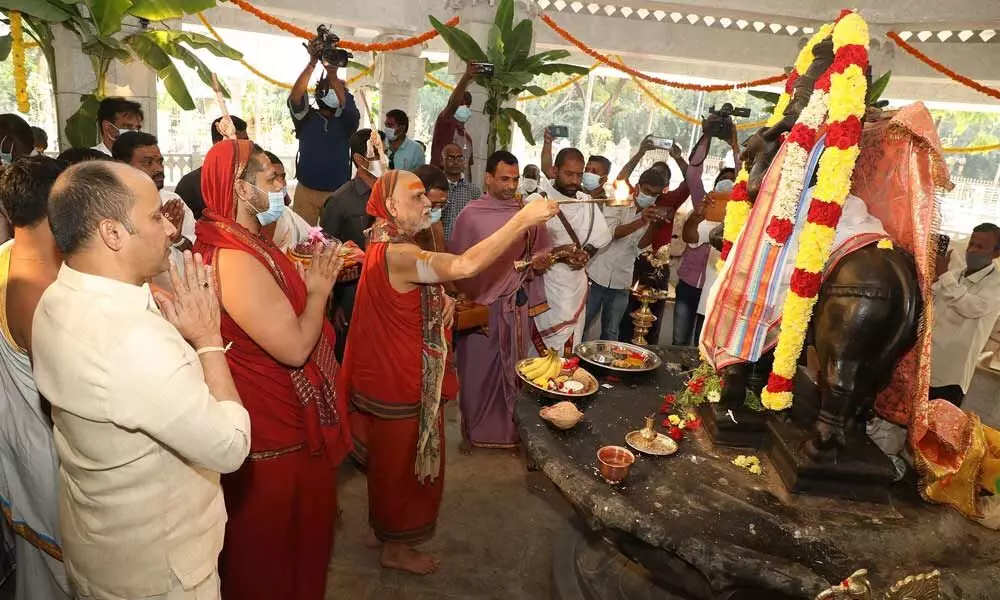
[766,218,794,242]
[888,32,1000,101]
[806,200,843,228]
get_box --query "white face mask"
[522,178,538,193]
[363,156,383,178]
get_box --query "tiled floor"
[325,403,565,600]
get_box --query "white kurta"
[533,181,612,354]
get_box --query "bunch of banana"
[519,349,562,386]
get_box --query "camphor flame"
[615,179,631,202]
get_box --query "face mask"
[636,192,657,209]
[0,137,12,166]
[246,183,286,226]
[319,90,340,110]
[383,127,397,143]
[966,253,993,272]
[363,156,383,178]
[522,178,538,193]
[714,179,735,194]
[581,172,601,192]
[454,105,472,123]
[430,207,443,223]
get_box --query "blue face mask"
[430,207,443,224]
[454,105,472,123]
[247,183,287,226]
[319,90,340,110]
[636,192,657,209]
[581,172,601,192]
[383,127,398,143]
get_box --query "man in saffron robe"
[193,139,349,600]
[340,168,557,574]
[450,151,555,451]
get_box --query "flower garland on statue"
[718,24,833,262]
[11,11,29,114]
[761,10,870,410]
[763,88,829,245]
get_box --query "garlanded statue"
[696,10,1000,520]
[814,568,940,600]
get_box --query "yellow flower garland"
[11,11,29,114]
[761,12,870,410]
[719,24,833,265]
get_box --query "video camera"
[313,24,353,69]
[703,103,751,140]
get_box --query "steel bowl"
[575,341,662,373]
[597,446,635,483]
[516,358,598,400]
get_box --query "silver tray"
[574,341,662,373]
[625,430,678,456]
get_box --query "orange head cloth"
[200,139,257,222]
[366,170,401,220]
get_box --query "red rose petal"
[767,372,795,393]
[806,199,843,228]
[790,268,822,297]
[766,217,794,243]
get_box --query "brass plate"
[625,430,678,456]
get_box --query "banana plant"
[430,0,588,154]
[0,0,238,147]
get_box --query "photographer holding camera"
[288,27,361,226]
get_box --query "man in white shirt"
[90,97,143,156]
[535,147,611,355]
[112,132,195,286]
[930,222,1000,407]
[585,168,666,341]
[32,160,251,599]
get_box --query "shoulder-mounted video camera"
[703,103,751,140]
[313,24,353,68]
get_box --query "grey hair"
[48,161,136,256]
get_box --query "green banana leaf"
[429,15,488,63]
[160,38,230,96]
[502,106,534,145]
[424,60,447,73]
[495,110,512,150]
[866,71,891,105]
[533,63,590,76]
[0,35,10,61]
[521,49,571,70]
[486,24,504,66]
[125,32,195,109]
[81,35,131,62]
[493,0,514,38]
[144,30,241,60]
[748,90,781,104]
[0,0,74,22]
[65,93,102,148]
[504,20,532,68]
[85,0,133,37]
[523,85,546,97]
[127,0,216,20]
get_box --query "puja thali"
[575,341,661,373]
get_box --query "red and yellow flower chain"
[11,11,29,114]
[761,10,870,410]
[718,24,833,262]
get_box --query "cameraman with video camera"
[288,26,361,226]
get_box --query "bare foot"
[380,542,440,575]
[459,438,474,455]
[365,528,382,549]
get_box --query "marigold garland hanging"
[540,14,786,92]
[226,0,458,52]
[10,11,29,114]
[718,24,833,263]
[761,10,870,411]
[887,31,1000,102]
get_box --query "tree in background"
[0,0,239,147]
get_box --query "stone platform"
[516,346,1000,600]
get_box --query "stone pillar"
[374,39,424,128]
[50,20,158,149]
[443,0,538,185]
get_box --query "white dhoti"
[533,181,612,355]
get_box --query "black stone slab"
[517,345,1000,600]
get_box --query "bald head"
[49,161,148,256]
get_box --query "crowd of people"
[0,35,999,600]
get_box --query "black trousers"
[929,384,965,408]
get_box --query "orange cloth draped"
[851,104,1000,520]
[192,139,350,599]
[339,171,456,543]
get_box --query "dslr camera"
[703,103,751,140]
[312,24,353,68]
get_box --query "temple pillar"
[374,39,425,129]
